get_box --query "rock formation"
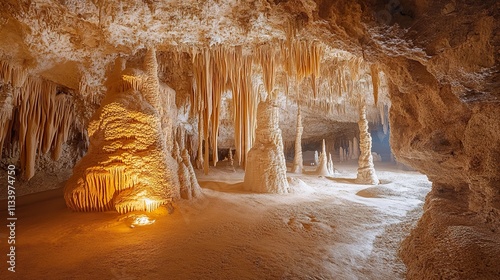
[0,62,74,180]
[315,139,331,176]
[291,108,303,173]
[0,0,498,278]
[355,103,379,185]
[64,49,199,213]
[244,97,289,194]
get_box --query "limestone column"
[243,98,289,193]
[292,108,304,173]
[356,104,379,185]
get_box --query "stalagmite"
[243,97,289,193]
[292,108,303,173]
[315,139,331,176]
[355,103,379,185]
[339,147,344,162]
[314,150,319,165]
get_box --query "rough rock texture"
[291,108,304,173]
[356,104,379,185]
[64,50,183,213]
[244,98,289,194]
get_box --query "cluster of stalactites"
[191,46,259,173]
[187,39,389,174]
[0,61,74,180]
[189,40,323,173]
[279,40,323,97]
[65,166,137,212]
[287,55,389,129]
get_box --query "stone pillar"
[244,98,289,193]
[356,104,379,184]
[292,108,304,173]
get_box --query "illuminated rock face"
[64,84,180,213]
[244,98,289,194]
[64,49,194,213]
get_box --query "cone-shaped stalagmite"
[315,139,331,176]
[355,103,379,185]
[64,48,198,213]
[244,97,289,193]
[292,108,303,173]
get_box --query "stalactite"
[356,103,379,185]
[228,147,235,171]
[191,46,258,172]
[0,61,75,179]
[256,44,277,98]
[292,107,303,174]
[195,110,204,170]
[371,64,379,105]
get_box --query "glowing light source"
[130,215,156,228]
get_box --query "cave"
[0,0,498,279]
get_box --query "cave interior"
[0,0,499,279]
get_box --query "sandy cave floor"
[0,162,430,280]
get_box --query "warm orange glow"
[130,215,156,228]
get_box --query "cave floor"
[0,162,430,280]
